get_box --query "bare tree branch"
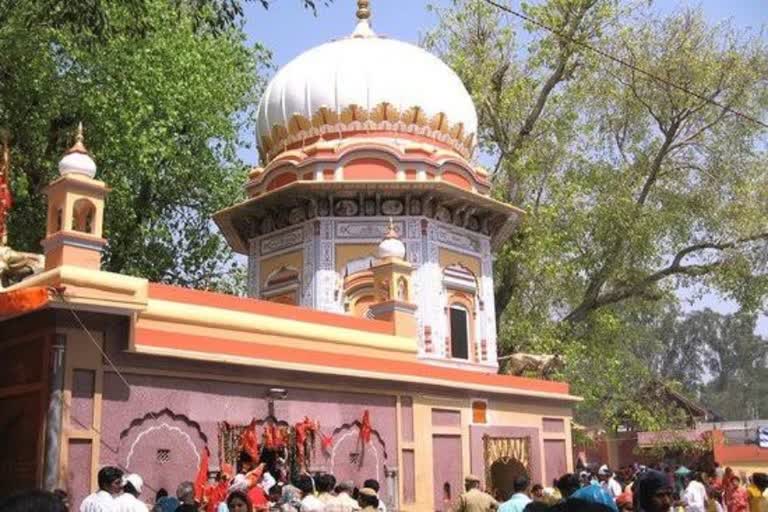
[564,232,768,322]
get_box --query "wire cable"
[481,0,768,129]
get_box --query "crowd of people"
[3,462,768,512]
[454,464,768,512]
[0,464,388,512]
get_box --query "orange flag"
[240,420,260,462]
[194,446,210,502]
[0,287,50,316]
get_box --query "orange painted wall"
[344,158,397,180]
[265,172,297,191]
[442,171,472,190]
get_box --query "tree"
[426,1,768,429]
[635,308,768,421]
[1,0,332,40]
[1,0,268,291]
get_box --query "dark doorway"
[489,459,529,502]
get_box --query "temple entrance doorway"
[489,459,528,502]
[483,435,531,502]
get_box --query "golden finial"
[65,122,89,155]
[356,0,371,20]
[385,217,398,239]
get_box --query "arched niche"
[342,256,377,318]
[72,198,96,234]
[261,266,300,305]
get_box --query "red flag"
[240,420,260,462]
[321,432,333,453]
[0,137,12,243]
[359,410,372,444]
[194,446,210,502]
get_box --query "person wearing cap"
[81,466,124,512]
[115,474,149,512]
[328,481,360,512]
[598,466,623,500]
[357,488,378,512]
[457,474,498,512]
[362,480,385,512]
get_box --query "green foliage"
[426,0,768,430]
[634,307,768,421]
[635,432,713,461]
[0,0,332,40]
[0,0,269,291]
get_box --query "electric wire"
[481,0,768,130]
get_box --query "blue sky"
[242,0,768,333]
[244,0,767,68]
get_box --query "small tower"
[41,124,109,271]
[369,220,417,337]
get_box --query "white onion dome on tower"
[377,219,406,260]
[59,123,97,178]
[255,0,478,162]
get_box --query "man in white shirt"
[81,467,123,512]
[597,465,622,500]
[333,481,361,512]
[115,474,148,512]
[296,474,325,512]
[683,474,707,512]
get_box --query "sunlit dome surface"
[255,19,478,161]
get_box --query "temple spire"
[356,0,370,20]
[352,0,375,38]
[66,122,89,155]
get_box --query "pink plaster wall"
[402,449,415,504]
[98,372,397,501]
[432,409,461,428]
[432,435,462,512]
[71,369,95,430]
[542,418,565,433]
[543,440,567,487]
[401,396,413,443]
[66,439,92,509]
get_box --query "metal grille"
[156,449,171,464]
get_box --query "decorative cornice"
[40,231,107,251]
[44,173,109,196]
[369,300,418,316]
[259,104,476,164]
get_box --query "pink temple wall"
[97,372,398,502]
[67,440,93,509]
[431,409,461,428]
[71,369,95,430]
[402,449,415,504]
[401,396,413,443]
[543,440,567,487]
[432,435,463,512]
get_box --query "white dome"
[256,28,478,161]
[59,151,96,178]
[377,236,406,260]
